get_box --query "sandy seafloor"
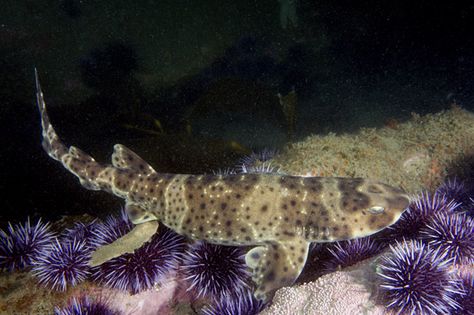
[1,107,474,314]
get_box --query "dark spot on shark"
[266,271,276,281]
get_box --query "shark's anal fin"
[61,146,102,190]
[245,237,310,301]
[89,220,159,267]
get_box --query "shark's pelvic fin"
[246,237,310,301]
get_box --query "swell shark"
[35,70,409,301]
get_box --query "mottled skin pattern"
[35,70,409,301]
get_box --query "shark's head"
[337,178,409,239]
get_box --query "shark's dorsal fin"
[112,144,156,175]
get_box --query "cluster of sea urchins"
[0,209,257,313]
[376,179,474,314]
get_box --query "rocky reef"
[274,106,474,193]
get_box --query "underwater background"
[0,0,474,314]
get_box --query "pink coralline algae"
[259,270,385,315]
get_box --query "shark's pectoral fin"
[245,237,310,301]
[89,220,159,267]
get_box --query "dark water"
[1,0,473,224]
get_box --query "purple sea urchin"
[455,272,474,315]
[54,296,121,315]
[32,238,91,291]
[420,212,474,265]
[201,291,265,315]
[0,218,54,271]
[91,229,185,294]
[377,239,462,314]
[389,191,460,239]
[238,149,278,167]
[61,220,99,250]
[181,241,251,302]
[437,178,471,211]
[324,237,384,271]
[236,149,280,174]
[89,209,133,248]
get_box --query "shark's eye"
[368,206,385,214]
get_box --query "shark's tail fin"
[35,69,102,191]
[35,68,69,162]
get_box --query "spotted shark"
[35,70,409,301]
